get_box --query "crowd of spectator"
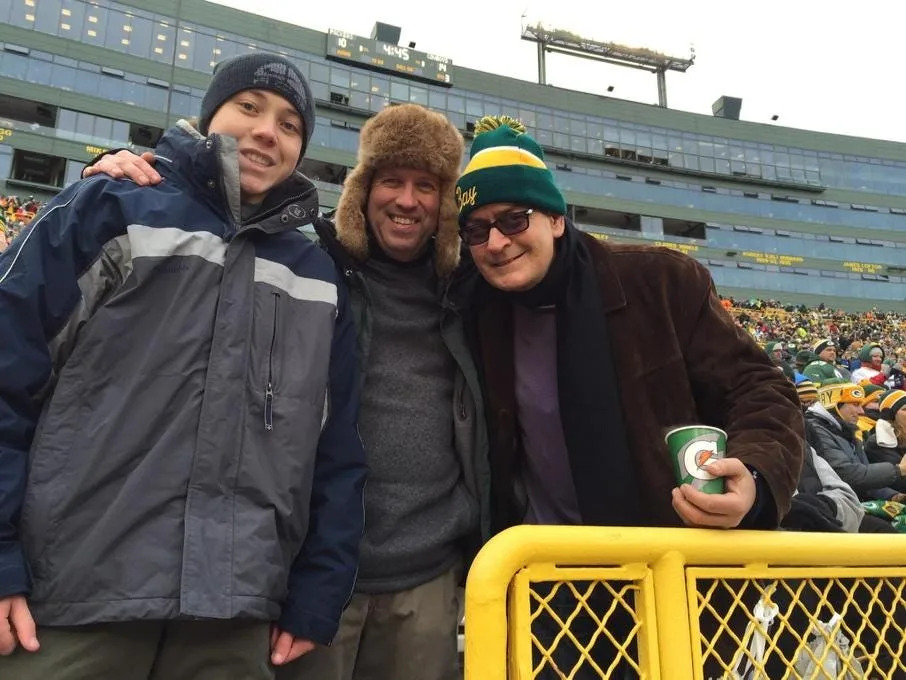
[723,295,906,535]
[723,295,906,363]
[0,195,42,251]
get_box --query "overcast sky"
[215,0,906,144]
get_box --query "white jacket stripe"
[128,224,227,265]
[254,257,338,305]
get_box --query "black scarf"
[502,223,642,526]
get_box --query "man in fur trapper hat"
[291,103,489,680]
[333,102,463,278]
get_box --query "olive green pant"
[277,565,462,680]
[0,619,273,680]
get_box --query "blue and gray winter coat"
[0,122,365,645]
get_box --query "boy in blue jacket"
[0,53,365,679]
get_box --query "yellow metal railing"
[464,526,906,679]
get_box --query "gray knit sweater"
[355,255,477,593]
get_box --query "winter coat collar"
[155,120,320,234]
[807,402,842,432]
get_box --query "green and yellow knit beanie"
[879,389,906,421]
[456,115,566,225]
[860,383,885,408]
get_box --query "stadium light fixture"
[521,22,694,107]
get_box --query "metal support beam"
[536,40,546,85]
[522,23,693,107]
[656,69,667,107]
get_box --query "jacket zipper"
[265,292,279,431]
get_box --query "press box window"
[11,149,66,187]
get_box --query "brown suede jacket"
[472,233,805,530]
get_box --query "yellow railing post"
[465,526,906,679]
[465,530,530,679]
[508,571,534,680]
[652,550,695,680]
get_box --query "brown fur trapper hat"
[335,103,464,277]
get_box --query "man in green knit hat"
[456,115,804,677]
[804,338,851,383]
[457,114,802,531]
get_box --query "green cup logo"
[664,425,727,494]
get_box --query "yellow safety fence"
[464,526,906,679]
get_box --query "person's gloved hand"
[781,494,845,533]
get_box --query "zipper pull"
[265,381,274,431]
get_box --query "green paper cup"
[664,425,727,494]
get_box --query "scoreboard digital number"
[326,29,452,87]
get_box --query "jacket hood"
[807,402,843,432]
[807,401,859,440]
[334,104,464,278]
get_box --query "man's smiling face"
[467,203,565,292]
[365,167,440,262]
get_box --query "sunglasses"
[459,208,535,246]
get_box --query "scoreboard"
[326,29,452,87]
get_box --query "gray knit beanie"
[199,53,315,154]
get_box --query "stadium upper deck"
[1,0,904,310]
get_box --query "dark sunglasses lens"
[497,211,530,235]
[462,223,490,245]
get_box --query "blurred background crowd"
[0,194,41,251]
[722,296,905,365]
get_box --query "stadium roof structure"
[521,23,695,107]
[2,0,906,312]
